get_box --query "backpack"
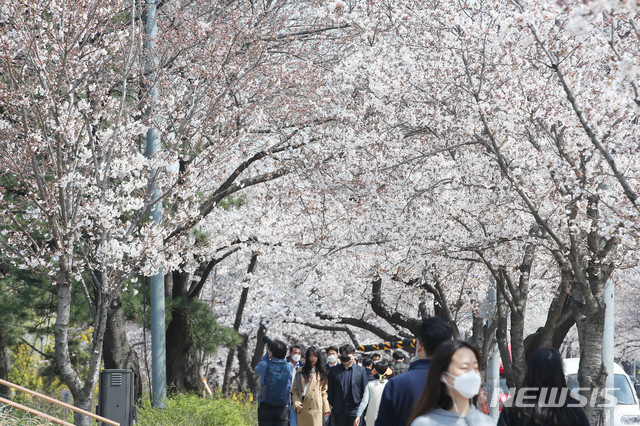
[261,359,291,406]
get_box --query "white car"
[564,358,640,425]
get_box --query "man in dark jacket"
[374,317,453,426]
[328,344,369,426]
[390,351,408,376]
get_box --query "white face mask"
[443,370,481,399]
[292,354,301,363]
[327,355,337,364]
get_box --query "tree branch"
[315,313,399,342]
[370,277,420,334]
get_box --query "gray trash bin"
[97,369,136,426]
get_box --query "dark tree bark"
[315,312,400,342]
[238,323,265,397]
[471,313,497,374]
[469,315,485,358]
[523,280,575,363]
[420,274,462,339]
[165,249,239,392]
[222,252,257,395]
[496,288,515,388]
[166,270,201,392]
[478,242,535,390]
[371,277,421,334]
[103,295,143,402]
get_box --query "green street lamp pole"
[144,0,166,409]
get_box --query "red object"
[498,343,512,375]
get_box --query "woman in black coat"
[498,347,590,426]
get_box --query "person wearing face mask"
[408,340,494,426]
[324,347,340,426]
[292,346,332,425]
[327,344,369,426]
[289,345,305,368]
[326,346,341,370]
[288,345,305,426]
[375,316,453,426]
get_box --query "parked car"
[564,358,640,426]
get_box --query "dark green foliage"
[168,298,241,356]
[121,277,149,325]
[0,261,53,347]
[121,278,241,355]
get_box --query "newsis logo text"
[488,387,619,408]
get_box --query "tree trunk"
[575,303,606,425]
[238,323,266,397]
[55,279,110,426]
[496,289,515,388]
[223,286,250,395]
[222,253,256,395]
[166,307,202,391]
[165,270,202,391]
[73,395,94,426]
[0,315,9,399]
[523,296,575,363]
[570,257,609,425]
[509,307,526,388]
[103,295,143,402]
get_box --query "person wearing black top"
[498,347,590,426]
[327,344,369,426]
[362,357,376,381]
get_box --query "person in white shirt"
[354,362,392,426]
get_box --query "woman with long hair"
[498,347,590,425]
[409,340,494,425]
[354,362,392,426]
[292,346,331,425]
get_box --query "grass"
[0,390,258,425]
[0,405,56,425]
[136,391,258,426]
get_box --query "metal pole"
[144,0,166,409]
[603,279,614,426]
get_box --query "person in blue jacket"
[254,339,295,426]
[374,317,453,426]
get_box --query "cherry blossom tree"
[0,0,154,422]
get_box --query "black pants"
[258,403,289,426]
[332,406,358,426]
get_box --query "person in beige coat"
[292,346,331,426]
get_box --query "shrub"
[137,392,257,425]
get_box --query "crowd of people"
[254,316,591,426]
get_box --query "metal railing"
[0,378,119,426]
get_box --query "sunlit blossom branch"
[528,24,638,209]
